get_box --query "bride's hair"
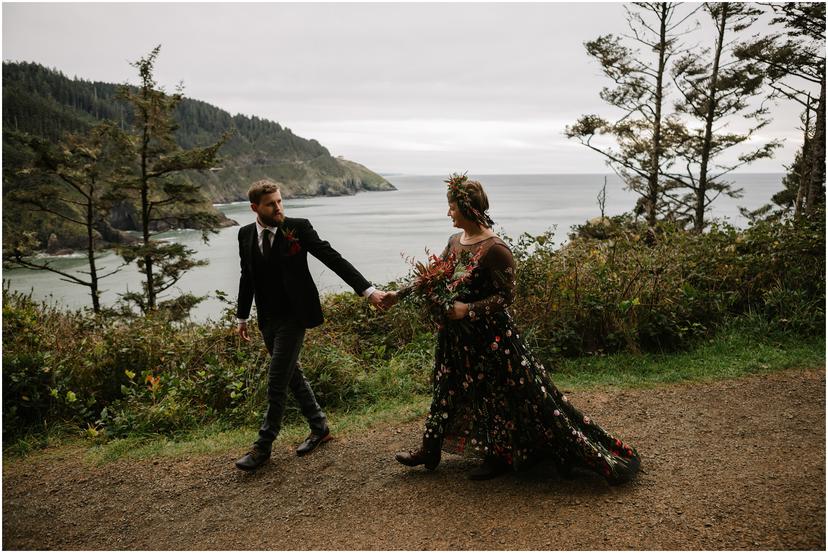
[446,172,494,228]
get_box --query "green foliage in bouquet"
[400,248,483,326]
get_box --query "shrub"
[2,207,823,443]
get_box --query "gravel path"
[3,366,825,550]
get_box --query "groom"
[234,179,386,471]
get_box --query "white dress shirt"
[255,219,278,254]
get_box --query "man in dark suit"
[234,179,386,471]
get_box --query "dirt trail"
[3,367,825,550]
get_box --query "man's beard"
[259,213,283,227]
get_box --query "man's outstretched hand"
[237,321,251,342]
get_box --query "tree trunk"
[806,75,825,216]
[695,3,728,233]
[86,190,100,314]
[794,101,811,219]
[647,2,669,229]
[140,89,155,312]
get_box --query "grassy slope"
[552,320,825,390]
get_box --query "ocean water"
[3,173,784,321]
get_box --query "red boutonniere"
[282,227,302,256]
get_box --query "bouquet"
[402,248,483,325]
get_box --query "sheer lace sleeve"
[467,242,516,319]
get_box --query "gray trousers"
[254,317,327,451]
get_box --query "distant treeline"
[2,61,328,164]
[2,61,392,252]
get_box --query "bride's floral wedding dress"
[411,232,641,484]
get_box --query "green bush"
[507,208,824,359]
[2,293,268,440]
[2,296,97,436]
[2,207,823,444]
[1,286,436,442]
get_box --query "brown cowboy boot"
[395,436,441,470]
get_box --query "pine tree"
[734,2,825,220]
[6,122,132,313]
[116,45,230,318]
[666,2,781,232]
[566,2,699,229]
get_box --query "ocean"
[3,173,784,321]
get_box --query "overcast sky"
[2,1,813,175]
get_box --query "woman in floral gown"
[385,174,641,482]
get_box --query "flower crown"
[445,172,495,228]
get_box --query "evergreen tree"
[566,2,699,229]
[116,46,230,318]
[734,2,825,219]
[740,103,814,223]
[6,122,132,313]
[666,2,781,232]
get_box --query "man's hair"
[248,179,281,204]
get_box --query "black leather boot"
[234,445,271,471]
[296,427,332,456]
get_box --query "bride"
[383,174,641,482]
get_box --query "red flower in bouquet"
[403,248,483,324]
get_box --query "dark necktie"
[262,229,273,260]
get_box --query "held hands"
[368,289,400,311]
[447,301,469,320]
[380,291,399,310]
[368,289,389,309]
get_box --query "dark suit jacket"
[236,217,371,329]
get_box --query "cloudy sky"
[2,1,811,175]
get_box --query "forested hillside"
[2,61,394,250]
[3,61,394,200]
